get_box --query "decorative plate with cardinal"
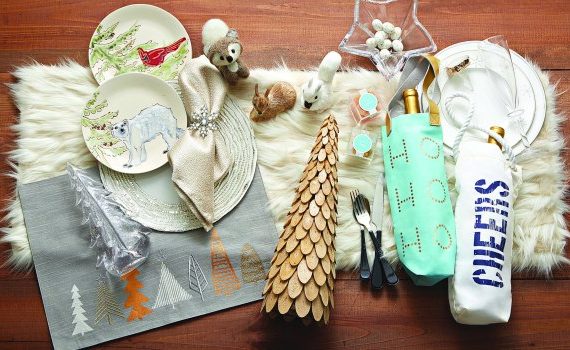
[89,4,191,84]
[81,73,187,174]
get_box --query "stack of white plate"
[435,41,546,156]
[82,5,257,232]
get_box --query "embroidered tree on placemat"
[210,228,241,296]
[121,268,152,321]
[95,276,125,325]
[189,254,208,301]
[71,285,93,336]
[153,261,192,310]
[240,243,266,284]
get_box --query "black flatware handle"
[359,227,371,281]
[381,256,399,285]
[374,229,398,285]
[368,229,383,289]
[370,245,383,289]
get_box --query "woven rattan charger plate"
[100,96,257,232]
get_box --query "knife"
[371,173,385,229]
[371,173,399,286]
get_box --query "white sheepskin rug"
[3,60,568,275]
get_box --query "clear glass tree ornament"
[339,0,436,80]
[67,164,151,276]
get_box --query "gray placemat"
[19,167,277,350]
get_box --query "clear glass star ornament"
[189,105,218,138]
[339,0,436,80]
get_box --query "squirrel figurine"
[250,82,296,122]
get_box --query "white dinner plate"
[81,73,187,174]
[435,41,546,156]
[89,4,191,84]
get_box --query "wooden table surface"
[1,0,569,349]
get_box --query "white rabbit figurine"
[301,51,342,112]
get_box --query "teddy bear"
[202,19,250,85]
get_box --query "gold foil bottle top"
[488,126,505,150]
[403,88,420,114]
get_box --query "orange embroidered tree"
[121,268,152,321]
[210,228,241,296]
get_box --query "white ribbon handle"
[445,93,516,166]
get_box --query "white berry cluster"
[365,19,404,59]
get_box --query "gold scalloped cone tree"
[261,114,339,325]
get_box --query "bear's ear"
[227,28,239,39]
[254,84,259,96]
[122,119,128,125]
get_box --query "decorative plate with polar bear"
[99,97,258,232]
[89,4,191,84]
[82,72,187,174]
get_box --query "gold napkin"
[168,55,233,231]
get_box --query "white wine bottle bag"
[449,132,521,325]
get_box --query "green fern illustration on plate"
[82,92,127,159]
[89,21,189,82]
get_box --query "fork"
[360,194,399,287]
[350,190,370,281]
[352,192,383,289]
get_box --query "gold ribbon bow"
[423,54,441,126]
[168,55,233,232]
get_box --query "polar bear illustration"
[111,104,180,168]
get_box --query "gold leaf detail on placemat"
[210,228,242,296]
[95,276,125,325]
[240,243,266,284]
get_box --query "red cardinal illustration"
[137,37,187,67]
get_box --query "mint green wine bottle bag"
[381,57,456,286]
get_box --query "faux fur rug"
[3,61,569,275]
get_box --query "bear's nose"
[304,101,312,109]
[226,56,233,62]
